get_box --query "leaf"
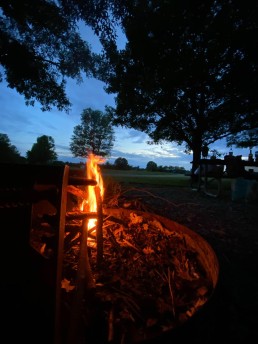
[129,212,143,225]
[61,278,75,292]
[143,246,155,254]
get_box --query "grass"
[101,169,192,187]
[101,169,233,191]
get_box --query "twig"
[106,227,121,251]
[155,267,176,318]
[121,239,140,251]
[167,267,176,318]
[108,307,114,342]
[111,287,142,320]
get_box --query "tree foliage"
[227,129,258,149]
[146,161,157,172]
[0,0,118,112]
[114,157,130,170]
[101,0,258,170]
[26,135,58,163]
[70,107,115,158]
[0,132,22,162]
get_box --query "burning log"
[65,212,98,220]
[68,176,97,186]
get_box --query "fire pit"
[0,160,219,344]
[59,207,219,344]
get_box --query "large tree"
[100,0,258,171]
[0,0,117,112]
[114,157,130,170]
[26,135,57,163]
[70,107,115,158]
[0,132,23,162]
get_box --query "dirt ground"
[108,182,258,343]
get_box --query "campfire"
[6,156,219,344]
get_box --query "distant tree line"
[0,107,115,165]
[0,132,186,172]
[0,133,59,164]
[1,104,257,171]
[145,161,186,173]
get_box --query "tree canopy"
[26,135,58,163]
[227,129,258,149]
[114,157,130,170]
[146,161,158,172]
[100,0,258,170]
[0,132,23,162]
[0,0,118,112]
[70,107,115,158]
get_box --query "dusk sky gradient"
[0,24,253,169]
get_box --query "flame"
[82,152,105,238]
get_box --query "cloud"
[66,77,115,114]
[122,129,148,143]
[108,146,192,169]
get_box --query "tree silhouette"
[146,161,158,172]
[70,108,115,158]
[114,157,130,170]
[0,0,116,112]
[101,0,258,171]
[26,135,57,164]
[0,133,23,163]
[227,129,258,150]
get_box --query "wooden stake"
[67,218,96,344]
[95,185,103,267]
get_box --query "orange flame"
[82,152,105,236]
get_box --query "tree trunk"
[191,145,202,174]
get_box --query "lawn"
[101,169,190,187]
[101,169,233,191]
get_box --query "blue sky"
[0,76,195,169]
[0,25,254,170]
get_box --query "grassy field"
[101,169,232,190]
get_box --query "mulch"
[109,183,258,343]
[60,205,217,344]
